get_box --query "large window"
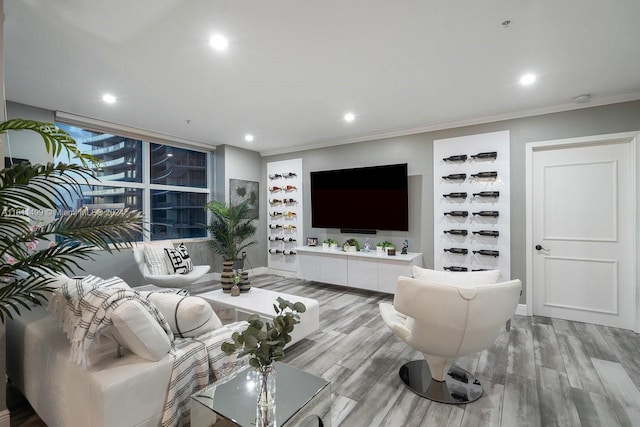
[55,123,210,241]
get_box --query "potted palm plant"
[0,119,143,321]
[205,199,258,286]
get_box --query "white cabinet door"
[297,252,321,282]
[347,258,378,290]
[377,260,412,293]
[319,254,348,286]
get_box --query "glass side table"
[191,362,331,427]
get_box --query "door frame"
[525,131,640,331]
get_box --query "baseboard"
[515,303,527,316]
[0,409,10,427]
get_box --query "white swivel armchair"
[379,275,521,403]
[132,242,210,288]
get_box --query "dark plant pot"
[238,271,251,293]
[221,260,235,293]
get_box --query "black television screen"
[310,163,409,232]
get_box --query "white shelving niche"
[433,131,511,282]
[266,158,303,273]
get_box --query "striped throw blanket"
[48,276,174,367]
[161,321,249,427]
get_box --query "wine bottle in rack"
[269,198,282,204]
[472,191,499,197]
[282,172,297,178]
[444,211,468,217]
[284,185,297,191]
[443,229,468,236]
[443,248,468,255]
[442,173,466,180]
[473,249,499,257]
[283,249,297,255]
[472,211,499,217]
[283,198,297,204]
[269,211,282,217]
[472,230,499,237]
[268,248,283,254]
[443,266,468,272]
[283,224,296,230]
[268,224,282,229]
[443,192,468,199]
[269,173,282,179]
[282,237,296,242]
[443,154,468,162]
[269,186,282,192]
[470,171,498,179]
[472,268,489,271]
[283,211,297,218]
[470,151,497,160]
[268,236,283,241]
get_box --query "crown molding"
[260,92,640,157]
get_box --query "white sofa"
[6,304,244,427]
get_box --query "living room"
[2,1,640,426]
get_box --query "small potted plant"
[377,241,394,254]
[343,238,360,252]
[322,238,337,250]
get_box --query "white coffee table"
[199,287,320,347]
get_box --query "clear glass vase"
[256,364,276,427]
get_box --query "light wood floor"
[8,274,640,426]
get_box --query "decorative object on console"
[0,119,143,320]
[377,240,394,254]
[322,238,337,250]
[221,298,307,427]
[401,239,409,255]
[307,237,318,246]
[343,238,360,252]
[231,275,240,297]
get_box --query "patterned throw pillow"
[144,243,173,275]
[164,243,194,275]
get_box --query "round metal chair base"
[399,360,483,404]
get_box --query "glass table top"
[192,362,329,426]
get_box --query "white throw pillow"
[108,299,172,361]
[144,242,174,275]
[164,243,194,275]
[145,292,222,338]
[411,266,500,287]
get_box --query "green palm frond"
[205,200,257,261]
[0,161,93,211]
[0,119,143,322]
[0,118,99,168]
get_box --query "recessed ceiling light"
[244,134,254,142]
[102,94,116,104]
[344,113,355,122]
[519,73,536,86]
[209,34,229,51]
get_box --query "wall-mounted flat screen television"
[310,163,409,232]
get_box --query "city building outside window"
[55,123,210,241]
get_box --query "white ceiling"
[4,0,640,156]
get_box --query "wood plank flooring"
[8,274,640,426]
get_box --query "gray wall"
[264,100,640,302]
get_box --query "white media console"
[296,246,423,294]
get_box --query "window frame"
[55,119,213,243]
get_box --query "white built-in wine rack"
[267,158,303,272]
[433,131,511,282]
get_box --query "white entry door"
[530,136,636,329]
